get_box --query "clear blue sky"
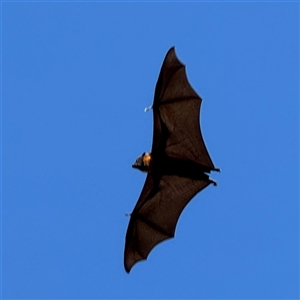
[2,1,299,299]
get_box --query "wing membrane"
[152,47,215,169]
[124,174,211,273]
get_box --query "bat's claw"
[209,179,217,186]
[214,167,221,172]
[144,105,153,112]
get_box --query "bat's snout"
[132,160,143,169]
[132,162,139,169]
[132,154,144,169]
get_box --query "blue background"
[2,2,299,299]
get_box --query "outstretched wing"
[124,174,211,273]
[152,47,215,171]
[124,47,217,273]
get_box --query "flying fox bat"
[124,47,219,273]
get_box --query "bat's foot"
[214,167,221,172]
[125,213,132,217]
[209,179,217,186]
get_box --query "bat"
[124,47,219,273]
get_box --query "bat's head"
[132,152,152,172]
